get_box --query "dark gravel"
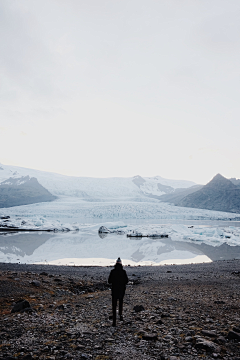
[0,260,240,360]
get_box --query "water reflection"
[1,230,240,266]
[0,232,54,257]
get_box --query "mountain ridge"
[0,164,196,200]
[0,175,56,208]
[175,174,240,213]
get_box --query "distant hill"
[175,174,240,213]
[0,176,56,208]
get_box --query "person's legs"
[112,296,117,326]
[119,297,123,320]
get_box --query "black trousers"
[112,296,123,325]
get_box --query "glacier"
[1,196,240,223]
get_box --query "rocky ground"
[0,260,240,360]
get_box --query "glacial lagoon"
[1,219,240,266]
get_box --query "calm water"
[1,219,240,266]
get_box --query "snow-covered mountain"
[132,175,195,199]
[0,163,196,201]
[0,175,56,208]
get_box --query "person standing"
[108,257,129,327]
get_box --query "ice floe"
[0,215,79,232]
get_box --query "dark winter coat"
[108,263,128,299]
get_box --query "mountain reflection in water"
[1,230,240,265]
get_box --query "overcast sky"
[0,0,240,184]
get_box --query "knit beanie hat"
[116,257,122,264]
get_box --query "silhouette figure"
[108,257,128,326]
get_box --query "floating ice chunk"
[127,231,143,237]
[98,226,111,234]
[0,216,79,232]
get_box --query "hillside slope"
[176,174,240,213]
[0,176,56,208]
[159,185,203,204]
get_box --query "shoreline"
[0,259,240,285]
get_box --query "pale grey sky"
[0,0,240,184]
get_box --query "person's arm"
[108,270,113,284]
[124,270,129,284]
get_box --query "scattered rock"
[185,336,193,342]
[201,329,217,338]
[161,312,170,318]
[31,280,41,287]
[22,355,33,360]
[1,260,240,359]
[11,299,30,313]
[133,305,145,312]
[227,330,240,341]
[233,326,240,333]
[40,272,48,276]
[216,336,226,344]
[195,338,221,353]
[142,332,158,341]
[56,304,65,310]
[80,354,91,359]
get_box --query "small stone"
[217,336,226,344]
[31,280,41,287]
[133,305,145,313]
[161,312,170,318]
[22,355,33,360]
[227,330,240,341]
[201,330,217,338]
[40,272,48,276]
[11,299,30,313]
[80,354,91,359]
[233,326,240,333]
[195,338,221,353]
[142,332,158,341]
